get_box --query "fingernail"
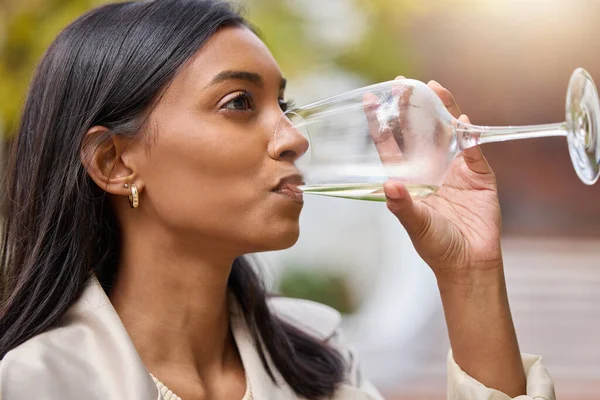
[384,184,402,200]
[429,80,442,87]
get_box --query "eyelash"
[223,92,254,112]
[279,99,296,112]
[221,92,295,113]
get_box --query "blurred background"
[1,0,599,398]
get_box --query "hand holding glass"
[274,68,600,201]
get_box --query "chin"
[273,231,300,250]
[254,225,300,252]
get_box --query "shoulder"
[0,324,93,399]
[0,279,109,394]
[268,296,343,341]
[0,277,157,400]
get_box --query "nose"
[270,112,309,161]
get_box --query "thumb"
[458,114,493,175]
[383,180,432,238]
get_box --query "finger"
[457,114,493,175]
[428,80,461,118]
[363,93,404,164]
[393,81,416,154]
[383,180,431,238]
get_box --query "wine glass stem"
[455,121,568,149]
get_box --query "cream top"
[150,373,252,400]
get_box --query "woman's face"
[128,27,308,254]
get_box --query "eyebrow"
[207,70,287,90]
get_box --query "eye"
[279,99,296,112]
[222,92,254,111]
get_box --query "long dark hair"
[0,1,344,398]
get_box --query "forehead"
[176,26,283,89]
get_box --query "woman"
[0,1,554,399]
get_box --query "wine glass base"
[566,68,600,185]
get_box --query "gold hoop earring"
[128,184,139,209]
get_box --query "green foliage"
[277,268,356,314]
[244,0,318,79]
[335,1,415,84]
[0,0,110,136]
[246,0,416,84]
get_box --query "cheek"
[140,118,291,244]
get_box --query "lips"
[272,173,305,204]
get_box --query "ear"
[80,126,142,196]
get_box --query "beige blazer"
[0,277,555,400]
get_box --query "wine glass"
[274,68,600,201]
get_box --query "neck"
[110,226,241,378]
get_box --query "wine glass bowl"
[275,79,458,201]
